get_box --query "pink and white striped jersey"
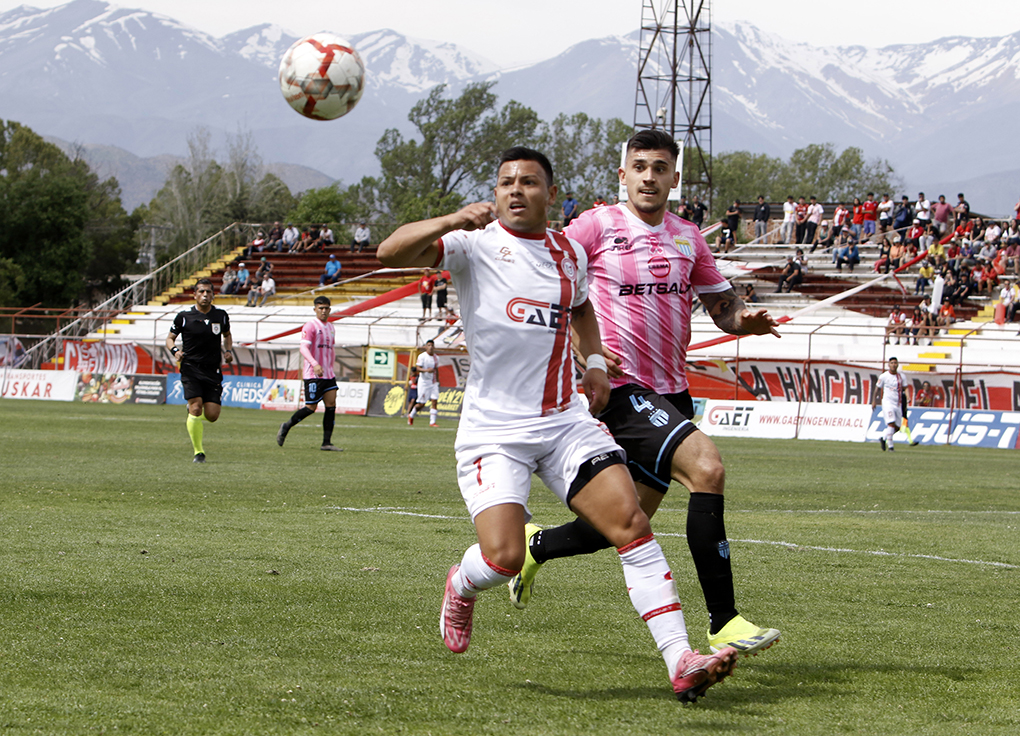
[299,318,336,380]
[437,220,588,425]
[564,204,729,394]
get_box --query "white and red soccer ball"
[278,32,365,121]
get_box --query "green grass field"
[1,400,1017,735]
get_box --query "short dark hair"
[195,277,213,290]
[425,339,435,347]
[314,296,331,307]
[498,147,554,186]
[626,130,679,161]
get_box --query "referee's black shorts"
[596,383,699,493]
[180,366,223,404]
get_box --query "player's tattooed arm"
[701,287,781,337]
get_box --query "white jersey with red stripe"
[299,318,336,380]
[876,370,904,408]
[437,220,588,426]
[564,204,729,394]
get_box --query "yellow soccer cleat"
[507,523,543,609]
[708,615,781,656]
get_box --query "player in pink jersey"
[509,130,783,658]
[378,146,738,702]
[276,296,343,451]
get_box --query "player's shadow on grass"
[514,660,977,708]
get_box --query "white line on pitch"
[332,507,1018,569]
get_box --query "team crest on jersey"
[673,236,693,257]
[211,323,221,335]
[560,258,577,281]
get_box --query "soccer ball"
[278,32,365,121]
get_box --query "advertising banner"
[367,382,464,419]
[326,382,371,416]
[75,373,166,404]
[261,379,302,411]
[64,341,154,374]
[0,369,76,401]
[870,408,1020,450]
[699,401,799,439]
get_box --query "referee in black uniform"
[165,278,233,463]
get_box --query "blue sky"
[2,0,1017,67]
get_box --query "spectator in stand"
[775,254,803,293]
[561,192,579,227]
[266,222,284,252]
[862,193,878,239]
[918,223,935,258]
[689,196,708,228]
[220,264,237,295]
[1004,238,1020,275]
[884,305,908,345]
[932,195,953,236]
[794,196,809,244]
[873,236,892,273]
[835,234,860,272]
[850,196,864,241]
[954,193,970,228]
[1002,281,1019,323]
[928,236,945,263]
[893,196,913,238]
[715,220,735,253]
[255,257,273,282]
[978,238,998,264]
[295,227,315,253]
[888,235,907,272]
[235,262,250,294]
[977,260,998,296]
[781,195,796,244]
[938,300,956,327]
[753,195,770,241]
[244,230,265,259]
[316,224,335,250]
[916,258,935,295]
[282,223,300,252]
[418,267,437,320]
[246,271,276,307]
[319,254,342,286]
[914,380,942,407]
[434,270,449,317]
[970,216,987,245]
[592,195,607,208]
[744,282,759,304]
[915,192,931,229]
[795,247,809,274]
[832,202,849,244]
[878,194,893,234]
[908,305,926,345]
[983,219,1002,247]
[811,220,832,252]
[725,200,741,242]
[676,195,691,220]
[906,220,925,253]
[805,195,824,245]
[352,222,371,253]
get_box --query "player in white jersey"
[276,296,343,451]
[872,356,906,451]
[377,147,738,702]
[509,130,782,658]
[407,340,440,426]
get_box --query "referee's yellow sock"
[187,413,205,455]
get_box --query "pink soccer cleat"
[670,647,738,703]
[440,564,475,653]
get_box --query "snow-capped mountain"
[2,1,1017,214]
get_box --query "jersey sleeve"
[436,229,472,275]
[299,321,317,366]
[563,211,600,259]
[169,311,185,336]
[221,311,230,335]
[689,228,730,294]
[565,235,590,308]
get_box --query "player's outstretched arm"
[572,299,612,415]
[377,202,495,268]
[701,287,781,337]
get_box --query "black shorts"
[181,367,223,404]
[304,377,338,405]
[597,384,699,493]
[421,293,433,309]
[436,290,447,309]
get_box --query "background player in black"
[165,278,233,463]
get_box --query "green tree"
[542,113,631,211]
[288,183,357,223]
[374,82,542,222]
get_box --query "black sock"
[687,492,738,634]
[322,407,336,446]
[530,518,613,564]
[287,406,315,428]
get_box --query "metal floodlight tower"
[633,0,713,209]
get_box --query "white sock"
[619,535,691,674]
[429,408,438,424]
[409,406,417,418]
[885,425,896,446]
[452,543,517,598]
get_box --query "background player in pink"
[510,130,783,658]
[377,146,738,702]
[276,296,343,452]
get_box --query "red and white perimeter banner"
[1,369,76,401]
[64,341,148,374]
[699,400,871,441]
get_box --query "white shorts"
[417,379,439,402]
[454,404,623,522]
[882,404,903,427]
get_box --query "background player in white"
[509,130,781,657]
[165,278,232,463]
[407,340,439,426]
[377,146,738,702]
[276,296,343,451]
[872,357,906,452]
